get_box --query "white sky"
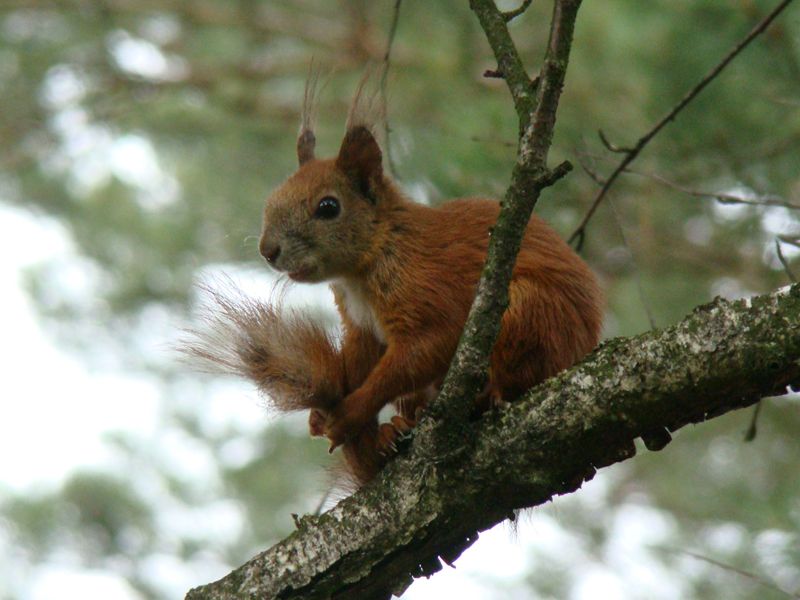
[0,206,161,489]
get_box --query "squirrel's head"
[259,74,389,283]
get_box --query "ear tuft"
[336,69,386,198]
[345,68,385,135]
[336,125,383,200]
[297,62,322,166]
[297,128,316,166]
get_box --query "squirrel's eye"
[314,196,341,220]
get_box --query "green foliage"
[4,471,154,561]
[0,0,798,598]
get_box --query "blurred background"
[0,0,798,598]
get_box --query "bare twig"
[598,129,633,153]
[675,549,800,599]
[568,0,797,249]
[779,235,800,248]
[469,134,517,147]
[380,0,402,177]
[503,0,534,22]
[578,153,656,328]
[629,169,800,210]
[608,197,657,329]
[577,148,800,210]
[577,154,606,185]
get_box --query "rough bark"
[186,284,800,600]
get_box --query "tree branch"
[379,0,403,177]
[568,0,797,249]
[186,284,800,599]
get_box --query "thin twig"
[469,134,517,147]
[776,239,798,282]
[503,0,534,22]
[568,0,797,249]
[608,197,657,329]
[629,169,800,210]
[380,0,402,178]
[576,151,606,185]
[598,129,633,153]
[578,151,656,326]
[778,235,800,248]
[577,148,800,210]
[675,549,800,599]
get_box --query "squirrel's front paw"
[324,395,372,452]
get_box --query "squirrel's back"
[357,195,602,397]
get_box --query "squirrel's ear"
[336,126,383,200]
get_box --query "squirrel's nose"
[260,240,281,264]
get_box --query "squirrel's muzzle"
[260,239,281,265]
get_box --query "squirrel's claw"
[323,414,352,453]
[323,392,372,451]
[390,414,414,434]
[376,415,416,457]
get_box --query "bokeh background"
[1,1,799,598]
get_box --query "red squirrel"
[189,80,602,485]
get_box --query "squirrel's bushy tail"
[181,285,385,486]
[183,286,344,412]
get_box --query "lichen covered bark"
[186,284,800,600]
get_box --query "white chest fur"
[332,280,386,343]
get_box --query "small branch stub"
[503,0,534,22]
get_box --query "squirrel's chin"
[288,266,318,283]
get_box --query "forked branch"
[432,0,582,428]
